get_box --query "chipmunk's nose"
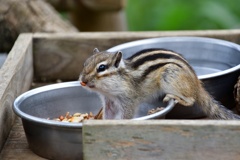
[79,75,87,86]
[80,81,95,88]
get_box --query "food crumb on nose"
[80,82,86,86]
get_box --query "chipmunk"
[79,48,240,120]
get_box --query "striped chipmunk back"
[79,48,240,119]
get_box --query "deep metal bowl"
[13,81,175,160]
[107,36,240,119]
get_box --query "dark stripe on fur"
[130,53,179,69]
[141,62,182,79]
[142,63,166,79]
[127,48,174,61]
[127,49,195,74]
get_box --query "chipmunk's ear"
[113,51,123,68]
[93,48,100,54]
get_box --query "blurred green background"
[126,0,240,31]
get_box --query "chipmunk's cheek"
[88,84,95,88]
[86,81,95,88]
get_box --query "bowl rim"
[13,81,176,128]
[107,36,240,80]
[13,81,84,128]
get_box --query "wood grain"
[0,118,47,160]
[83,120,240,160]
[0,34,33,152]
[33,29,240,81]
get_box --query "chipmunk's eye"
[97,64,107,72]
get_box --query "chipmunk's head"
[79,48,125,93]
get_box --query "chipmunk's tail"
[197,86,240,120]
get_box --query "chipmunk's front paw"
[163,94,171,103]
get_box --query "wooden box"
[0,30,240,160]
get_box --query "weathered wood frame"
[33,29,240,81]
[0,30,240,159]
[0,34,33,152]
[83,120,240,160]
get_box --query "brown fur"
[79,48,240,119]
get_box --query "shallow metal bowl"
[107,36,240,118]
[13,81,175,160]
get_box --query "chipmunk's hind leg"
[161,65,196,107]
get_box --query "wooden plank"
[33,29,240,81]
[83,120,240,160]
[0,118,46,160]
[0,34,33,152]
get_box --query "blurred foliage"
[126,0,240,31]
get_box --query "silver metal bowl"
[13,81,175,160]
[107,36,240,118]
